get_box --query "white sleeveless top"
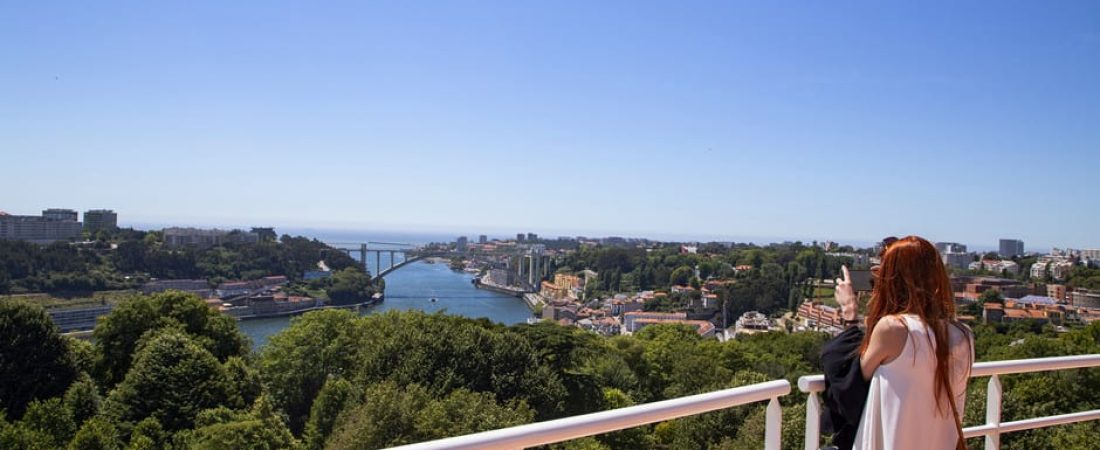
[853,314,973,450]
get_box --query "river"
[236,260,534,349]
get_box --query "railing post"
[766,396,782,450]
[985,374,1002,450]
[804,391,820,450]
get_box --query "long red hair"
[860,236,971,418]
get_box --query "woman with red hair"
[834,236,974,450]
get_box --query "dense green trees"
[325,268,376,304]
[93,291,249,388]
[324,382,533,450]
[0,300,80,418]
[1,288,1098,449]
[101,330,232,432]
[0,231,358,295]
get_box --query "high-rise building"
[527,232,538,242]
[999,239,1024,257]
[516,233,526,242]
[0,209,82,244]
[935,242,967,254]
[83,209,118,232]
[251,227,277,242]
[42,208,78,221]
[479,235,488,244]
[942,253,972,270]
[456,236,468,251]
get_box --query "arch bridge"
[324,242,446,282]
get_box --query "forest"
[2,291,1098,450]
[0,231,360,294]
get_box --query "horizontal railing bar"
[963,409,1100,438]
[385,380,791,450]
[798,354,1100,393]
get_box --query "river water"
[237,260,534,349]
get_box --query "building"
[163,227,259,248]
[1071,290,1100,308]
[488,268,515,287]
[0,209,83,244]
[1048,284,1067,302]
[971,260,1019,276]
[951,276,1030,300]
[733,311,776,336]
[935,242,968,254]
[621,311,715,337]
[456,236,468,252]
[516,233,526,242]
[797,301,845,330]
[479,235,488,244]
[1050,261,1074,281]
[142,279,212,297]
[42,208,78,221]
[527,232,538,242]
[942,252,972,270]
[251,227,277,242]
[1030,262,1048,279]
[48,305,114,333]
[83,209,118,232]
[999,239,1024,258]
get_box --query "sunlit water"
[237,261,533,349]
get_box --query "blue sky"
[2,1,1098,249]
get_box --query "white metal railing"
[798,354,1100,450]
[380,354,1100,450]
[385,379,791,450]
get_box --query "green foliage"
[0,230,357,295]
[302,377,360,450]
[351,311,567,420]
[186,396,299,450]
[20,397,76,448]
[63,373,101,425]
[93,290,249,388]
[258,309,367,434]
[129,417,166,449]
[326,268,376,305]
[68,418,121,450]
[223,356,262,410]
[102,329,232,432]
[0,299,79,418]
[324,382,533,450]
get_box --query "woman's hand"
[835,265,858,321]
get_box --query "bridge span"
[324,241,446,282]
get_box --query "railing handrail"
[797,353,1100,393]
[797,353,1100,450]
[385,379,791,450]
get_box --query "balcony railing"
[382,354,1100,450]
[385,380,791,450]
[798,354,1100,450]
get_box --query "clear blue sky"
[2,1,1098,249]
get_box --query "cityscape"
[3,1,1100,449]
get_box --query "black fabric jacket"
[820,326,870,450]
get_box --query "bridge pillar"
[389,251,396,271]
[375,250,381,278]
[360,243,368,272]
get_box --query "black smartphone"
[848,269,873,292]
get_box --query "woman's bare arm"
[860,316,908,380]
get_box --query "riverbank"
[238,261,533,348]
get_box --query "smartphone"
[848,269,873,292]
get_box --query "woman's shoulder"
[871,316,910,343]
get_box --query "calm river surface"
[237,260,533,349]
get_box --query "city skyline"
[2,1,1098,249]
